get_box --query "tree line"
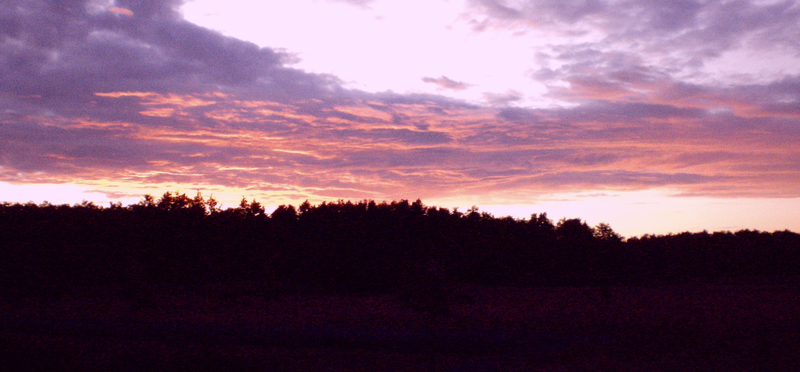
[1,192,798,296]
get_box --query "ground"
[2,278,800,371]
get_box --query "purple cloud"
[421,76,471,90]
[483,90,523,106]
[0,0,339,117]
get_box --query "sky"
[2,0,800,237]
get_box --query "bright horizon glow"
[3,181,799,238]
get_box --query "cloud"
[0,0,338,118]
[1,0,799,208]
[108,7,134,17]
[483,90,523,106]
[421,76,471,90]
[470,0,800,48]
[329,0,375,8]
[472,0,800,89]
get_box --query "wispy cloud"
[421,76,472,91]
[483,90,523,106]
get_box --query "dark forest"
[3,191,798,297]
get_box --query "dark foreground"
[3,279,800,371]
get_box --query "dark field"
[3,278,799,371]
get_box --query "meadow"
[3,277,799,371]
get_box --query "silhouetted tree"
[2,194,799,298]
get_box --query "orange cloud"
[333,105,394,122]
[108,7,133,17]
[22,90,784,207]
[139,108,176,117]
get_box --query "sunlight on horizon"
[3,182,799,238]
[475,191,800,238]
[0,182,135,206]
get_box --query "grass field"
[3,278,799,371]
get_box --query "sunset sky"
[2,0,799,237]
